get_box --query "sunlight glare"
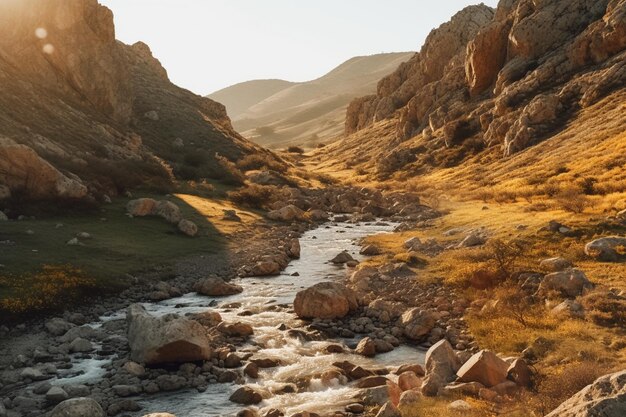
[42,43,54,54]
[35,27,47,39]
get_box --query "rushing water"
[55,221,425,416]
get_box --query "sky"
[100,0,499,95]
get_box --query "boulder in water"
[126,304,212,365]
[49,398,105,417]
[294,282,358,319]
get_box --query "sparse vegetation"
[228,184,278,209]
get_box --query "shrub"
[228,184,278,209]
[582,291,626,328]
[531,362,611,415]
[214,154,246,186]
[555,186,590,213]
[236,153,287,172]
[486,238,524,277]
[287,146,305,154]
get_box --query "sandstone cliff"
[342,0,626,164]
[0,0,264,201]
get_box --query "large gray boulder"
[585,237,626,262]
[400,308,437,340]
[126,304,212,365]
[546,370,626,417]
[49,398,105,417]
[539,268,593,297]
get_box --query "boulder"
[421,340,462,396]
[545,370,626,417]
[400,308,437,340]
[550,300,585,318]
[360,244,382,256]
[585,237,626,262]
[267,205,305,222]
[49,398,105,417]
[251,260,281,276]
[330,251,355,264]
[355,376,388,388]
[229,386,263,405]
[457,232,486,248]
[456,350,509,388]
[127,198,157,217]
[217,322,253,337]
[126,304,212,365]
[507,359,532,388]
[355,337,377,357]
[539,268,593,297]
[287,238,301,259]
[0,138,88,200]
[294,282,358,319]
[540,257,574,272]
[397,371,422,392]
[190,311,223,328]
[46,386,69,404]
[307,209,330,221]
[178,219,198,237]
[193,276,243,296]
[46,318,75,336]
[155,201,182,224]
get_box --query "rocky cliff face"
[0,0,260,201]
[344,0,626,159]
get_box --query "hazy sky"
[100,0,498,95]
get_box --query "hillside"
[208,79,296,119]
[208,52,414,149]
[0,0,273,203]
[326,0,626,180]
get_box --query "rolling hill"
[208,52,414,149]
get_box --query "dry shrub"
[554,186,590,213]
[287,146,305,154]
[531,362,611,415]
[581,291,626,328]
[228,184,278,209]
[215,154,246,186]
[0,265,96,317]
[237,153,287,173]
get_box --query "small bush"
[531,362,610,415]
[236,153,287,172]
[215,154,246,186]
[287,146,305,154]
[228,184,277,209]
[555,186,590,213]
[582,291,626,328]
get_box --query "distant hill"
[209,79,296,119]
[208,52,414,149]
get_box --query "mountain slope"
[315,0,626,184]
[209,52,414,149]
[0,0,272,201]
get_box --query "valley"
[0,1,625,417]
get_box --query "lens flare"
[42,44,54,54]
[35,27,47,39]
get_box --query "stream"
[53,221,425,416]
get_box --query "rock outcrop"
[126,304,212,365]
[340,0,626,169]
[546,370,626,417]
[0,0,266,201]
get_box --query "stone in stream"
[49,398,106,417]
[356,376,388,388]
[126,304,212,365]
[354,337,377,357]
[217,322,254,337]
[193,276,243,296]
[229,386,263,405]
[294,282,358,319]
[45,386,69,404]
[330,250,355,264]
[360,244,382,256]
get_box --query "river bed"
[56,221,425,416]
